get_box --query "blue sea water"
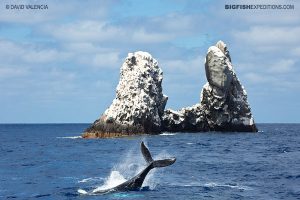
[0,124,299,200]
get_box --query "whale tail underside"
[141,142,176,168]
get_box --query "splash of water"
[92,143,148,193]
[81,141,172,194]
[92,171,127,192]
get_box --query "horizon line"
[0,122,299,124]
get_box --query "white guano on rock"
[83,51,168,138]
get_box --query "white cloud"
[0,40,71,64]
[41,19,178,44]
[91,52,121,68]
[95,80,114,88]
[63,42,114,54]
[43,21,121,42]
[291,47,300,56]
[233,26,300,46]
[23,49,71,63]
[162,55,205,75]
[146,13,200,33]
[0,40,24,63]
[24,68,77,101]
[63,42,122,69]
[0,39,122,69]
[131,28,173,43]
[240,10,300,25]
[268,59,296,73]
[0,66,28,78]
[244,72,269,83]
[238,58,297,74]
[243,69,300,91]
[48,67,76,80]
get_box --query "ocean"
[0,123,299,200]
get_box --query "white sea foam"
[78,177,104,183]
[160,133,176,136]
[78,178,93,183]
[186,142,194,145]
[170,181,252,191]
[204,182,252,190]
[56,136,82,139]
[77,189,88,195]
[169,181,202,187]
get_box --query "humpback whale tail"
[79,141,176,195]
[141,142,176,168]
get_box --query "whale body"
[79,142,176,195]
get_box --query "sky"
[0,0,299,123]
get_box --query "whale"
[79,141,176,195]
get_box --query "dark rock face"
[162,41,258,132]
[83,51,168,138]
[162,104,209,132]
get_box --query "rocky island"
[83,51,168,138]
[163,41,257,132]
[82,41,257,138]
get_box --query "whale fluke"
[141,141,176,168]
[152,158,176,168]
[85,141,176,195]
[141,142,154,164]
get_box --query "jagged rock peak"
[83,51,168,138]
[201,40,257,131]
[216,40,231,62]
[163,40,257,132]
